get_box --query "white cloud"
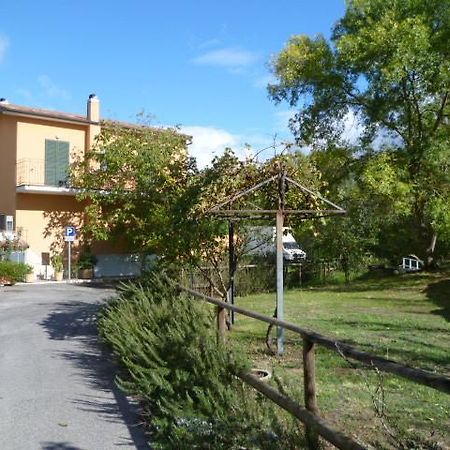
[253,74,276,89]
[38,75,70,100]
[181,125,241,168]
[197,38,221,50]
[339,111,399,149]
[274,109,365,150]
[180,124,294,169]
[274,110,296,131]
[180,109,302,169]
[0,35,10,63]
[341,110,364,145]
[192,47,259,70]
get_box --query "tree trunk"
[425,232,438,269]
[412,193,436,270]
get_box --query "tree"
[72,120,331,298]
[71,121,198,264]
[72,127,251,296]
[269,0,450,265]
[194,149,326,295]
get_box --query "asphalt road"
[0,282,150,450]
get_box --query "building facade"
[0,95,141,279]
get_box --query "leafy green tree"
[72,120,333,296]
[269,0,450,265]
[71,121,198,264]
[72,129,250,296]
[187,148,328,291]
[293,148,380,280]
[305,145,428,272]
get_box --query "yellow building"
[0,94,145,279]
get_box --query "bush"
[98,274,305,449]
[235,256,276,296]
[51,254,63,272]
[77,249,97,269]
[0,260,32,283]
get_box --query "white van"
[246,226,306,262]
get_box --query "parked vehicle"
[246,226,306,262]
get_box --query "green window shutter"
[45,140,58,186]
[56,141,69,186]
[45,140,69,186]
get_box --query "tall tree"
[269,0,450,265]
[71,121,197,263]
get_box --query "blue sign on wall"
[64,226,77,242]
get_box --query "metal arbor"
[208,167,345,355]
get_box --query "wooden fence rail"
[179,285,450,395]
[239,371,366,450]
[176,284,450,450]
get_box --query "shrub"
[0,260,32,283]
[77,249,97,269]
[51,254,63,272]
[234,255,275,296]
[98,274,305,449]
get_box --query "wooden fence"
[177,284,450,450]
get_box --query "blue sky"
[0,0,345,166]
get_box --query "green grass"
[229,271,450,449]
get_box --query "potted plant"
[77,249,97,279]
[24,264,35,283]
[51,254,64,281]
[0,261,32,285]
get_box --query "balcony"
[16,158,79,195]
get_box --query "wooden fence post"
[303,337,319,449]
[217,305,227,344]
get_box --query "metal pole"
[276,208,284,355]
[276,168,286,355]
[228,221,236,325]
[68,241,71,282]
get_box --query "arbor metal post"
[276,169,286,355]
[206,166,345,355]
[276,208,284,355]
[228,220,236,325]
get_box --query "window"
[45,139,70,186]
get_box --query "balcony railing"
[16,158,70,187]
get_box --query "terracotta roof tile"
[0,102,191,140]
[0,102,93,124]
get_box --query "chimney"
[87,93,100,122]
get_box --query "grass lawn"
[228,271,450,449]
